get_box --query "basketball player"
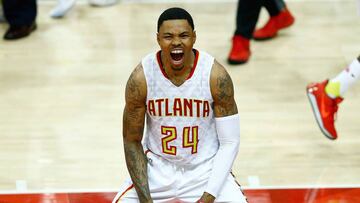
[112,7,247,203]
[306,55,360,140]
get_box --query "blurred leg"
[3,0,36,26]
[263,0,285,16]
[234,0,262,39]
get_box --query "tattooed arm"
[123,64,152,202]
[197,60,240,203]
[210,60,238,117]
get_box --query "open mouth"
[170,49,184,64]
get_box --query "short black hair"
[157,7,194,32]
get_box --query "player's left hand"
[196,192,215,203]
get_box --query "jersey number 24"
[161,126,199,155]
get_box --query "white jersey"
[142,50,219,166]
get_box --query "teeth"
[171,50,183,54]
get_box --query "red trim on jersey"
[115,184,134,203]
[156,49,200,80]
[186,49,199,80]
[156,51,168,79]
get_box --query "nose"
[172,37,181,46]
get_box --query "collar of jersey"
[156,49,199,81]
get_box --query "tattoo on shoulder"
[216,71,233,102]
[214,66,238,115]
[126,66,145,103]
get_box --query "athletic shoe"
[306,80,343,140]
[50,0,76,18]
[253,8,295,40]
[4,22,37,40]
[227,35,250,65]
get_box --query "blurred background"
[0,0,359,202]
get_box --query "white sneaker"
[88,0,118,7]
[50,0,76,18]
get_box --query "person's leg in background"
[253,0,295,40]
[306,55,360,140]
[2,0,37,40]
[228,0,262,64]
[264,0,285,16]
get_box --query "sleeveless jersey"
[142,50,219,166]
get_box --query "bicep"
[123,64,147,142]
[210,60,238,117]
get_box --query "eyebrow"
[162,31,190,36]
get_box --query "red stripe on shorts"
[115,184,134,203]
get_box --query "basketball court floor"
[0,0,359,202]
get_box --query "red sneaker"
[227,35,250,65]
[306,80,343,140]
[253,8,295,40]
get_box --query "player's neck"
[161,51,195,85]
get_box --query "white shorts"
[113,151,247,203]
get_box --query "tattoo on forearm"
[124,142,151,201]
[123,109,149,201]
